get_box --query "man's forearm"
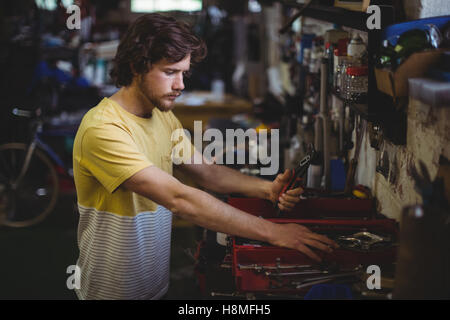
[196,164,272,200]
[172,183,276,242]
[123,165,336,262]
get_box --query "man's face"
[136,54,191,112]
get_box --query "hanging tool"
[344,116,367,194]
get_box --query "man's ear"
[130,60,152,76]
[130,62,137,76]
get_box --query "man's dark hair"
[110,13,207,87]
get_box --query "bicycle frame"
[12,122,69,190]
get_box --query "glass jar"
[335,58,352,94]
[343,66,368,103]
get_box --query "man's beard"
[137,77,179,113]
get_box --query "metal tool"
[291,265,363,289]
[337,231,392,250]
[294,277,341,290]
[266,264,362,278]
[276,144,317,215]
[265,270,330,277]
[345,116,367,194]
[293,273,360,290]
[266,265,363,291]
[238,263,314,272]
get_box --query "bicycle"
[0,107,77,227]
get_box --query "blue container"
[383,16,450,45]
[304,284,353,300]
[298,33,316,64]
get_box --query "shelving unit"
[282,2,406,145]
[286,3,371,31]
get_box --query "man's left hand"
[269,169,304,212]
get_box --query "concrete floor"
[0,193,203,300]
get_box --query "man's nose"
[172,74,185,91]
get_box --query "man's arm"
[177,161,273,199]
[122,166,337,262]
[177,157,304,211]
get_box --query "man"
[73,13,337,300]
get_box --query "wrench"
[265,270,330,277]
[292,265,363,285]
[238,264,314,271]
[338,231,392,250]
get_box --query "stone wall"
[403,0,450,20]
[355,98,450,220]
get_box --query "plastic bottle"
[347,33,367,65]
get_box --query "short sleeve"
[80,124,153,193]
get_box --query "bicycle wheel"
[0,143,59,227]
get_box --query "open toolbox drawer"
[227,198,398,294]
[232,219,398,294]
[227,196,376,219]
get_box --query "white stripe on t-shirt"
[75,204,172,300]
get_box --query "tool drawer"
[228,197,398,294]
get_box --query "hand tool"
[265,270,331,277]
[275,144,317,215]
[344,117,367,194]
[265,264,362,278]
[291,265,363,287]
[337,231,392,250]
[238,263,314,272]
[266,265,363,290]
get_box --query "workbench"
[173,91,252,133]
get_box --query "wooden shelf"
[282,2,395,32]
[286,3,370,31]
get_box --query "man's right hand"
[269,223,339,262]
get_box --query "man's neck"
[110,86,154,118]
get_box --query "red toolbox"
[227,197,398,294]
[227,196,376,219]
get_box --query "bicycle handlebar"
[12,108,42,119]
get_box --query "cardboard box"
[404,0,450,20]
[334,0,371,12]
[375,50,444,99]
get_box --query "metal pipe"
[320,57,331,190]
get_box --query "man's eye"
[165,71,175,75]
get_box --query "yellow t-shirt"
[72,97,193,300]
